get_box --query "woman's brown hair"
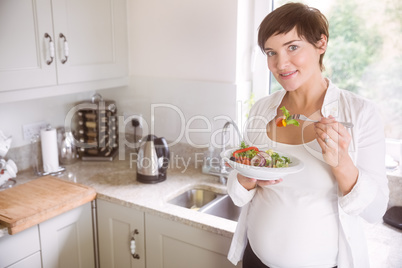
[258,2,329,71]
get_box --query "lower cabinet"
[97,199,240,268]
[0,202,95,268]
[39,202,95,268]
[0,225,41,268]
[145,214,241,268]
[1,199,239,268]
[6,252,42,268]
[97,199,146,268]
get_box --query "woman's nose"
[276,53,290,70]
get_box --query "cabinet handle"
[44,33,54,65]
[130,229,140,259]
[59,33,69,64]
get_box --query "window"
[259,0,402,141]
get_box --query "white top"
[247,141,338,267]
[227,79,389,268]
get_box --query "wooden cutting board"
[0,175,96,235]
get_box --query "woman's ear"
[317,34,328,54]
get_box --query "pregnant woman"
[227,3,389,268]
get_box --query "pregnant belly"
[246,190,339,267]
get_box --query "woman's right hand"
[237,173,282,190]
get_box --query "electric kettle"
[136,135,170,184]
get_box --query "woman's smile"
[280,70,298,79]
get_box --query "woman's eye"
[266,51,276,57]
[289,45,298,51]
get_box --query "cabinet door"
[39,202,95,268]
[0,225,41,268]
[0,0,57,92]
[51,0,128,84]
[6,252,42,268]
[97,199,145,268]
[145,213,241,268]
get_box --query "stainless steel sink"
[168,188,241,221]
[201,195,241,222]
[168,189,222,210]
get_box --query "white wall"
[128,0,238,82]
[98,76,238,148]
[98,0,252,147]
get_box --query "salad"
[275,106,300,127]
[229,142,291,168]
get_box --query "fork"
[290,114,354,128]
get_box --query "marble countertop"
[1,157,401,267]
[0,158,236,239]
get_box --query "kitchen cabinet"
[39,202,95,268]
[97,199,240,268]
[0,225,41,268]
[145,213,241,268]
[97,199,146,268]
[0,0,128,103]
[0,202,94,268]
[5,252,42,268]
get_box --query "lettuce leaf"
[279,106,300,127]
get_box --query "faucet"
[220,120,242,175]
[202,120,242,184]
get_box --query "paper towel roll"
[41,128,59,173]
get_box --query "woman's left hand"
[314,115,359,195]
[314,115,351,167]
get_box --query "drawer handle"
[59,33,69,64]
[130,229,140,259]
[44,33,54,65]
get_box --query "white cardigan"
[227,80,389,267]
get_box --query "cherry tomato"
[275,116,287,127]
[242,158,250,165]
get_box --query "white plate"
[220,148,304,180]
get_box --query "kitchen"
[1,0,402,268]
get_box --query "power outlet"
[123,112,143,131]
[22,121,48,141]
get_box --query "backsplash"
[6,134,207,174]
[6,145,34,172]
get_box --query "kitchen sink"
[168,188,241,221]
[201,195,241,222]
[168,188,222,210]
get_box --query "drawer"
[6,252,42,268]
[0,225,40,267]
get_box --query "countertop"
[0,158,236,239]
[1,157,401,267]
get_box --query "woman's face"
[264,27,326,92]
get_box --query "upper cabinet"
[0,0,57,91]
[0,0,128,103]
[51,0,128,84]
